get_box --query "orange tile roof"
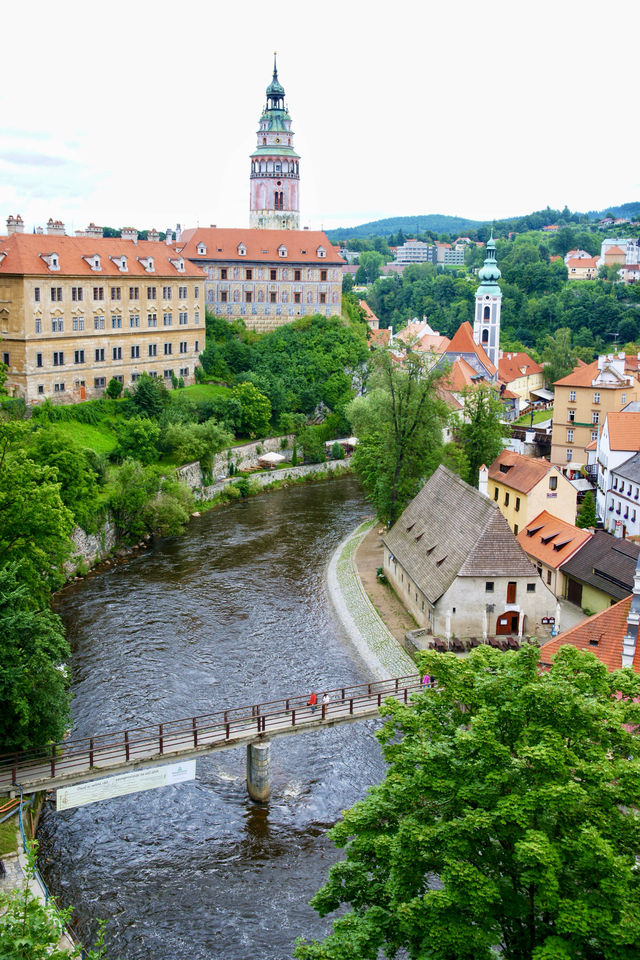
[446,321,497,376]
[176,227,343,264]
[566,257,598,269]
[369,328,391,347]
[0,232,205,278]
[498,351,543,383]
[443,357,482,392]
[586,438,597,451]
[539,595,639,672]
[517,510,591,570]
[606,245,625,256]
[606,411,640,451]
[359,300,380,325]
[553,360,599,387]
[487,449,555,493]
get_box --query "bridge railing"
[0,675,421,787]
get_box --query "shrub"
[106,378,123,399]
[330,441,345,460]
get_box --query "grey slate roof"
[559,529,640,600]
[382,465,538,605]
[614,452,640,484]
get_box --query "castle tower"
[250,55,300,230]
[474,233,502,368]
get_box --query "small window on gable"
[197,244,207,256]
[317,246,326,258]
[435,556,447,567]
[93,256,100,270]
[238,244,246,256]
[51,254,59,270]
[549,475,558,491]
[278,245,287,258]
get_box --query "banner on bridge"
[56,760,196,811]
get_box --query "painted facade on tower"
[250,57,300,230]
[473,234,502,369]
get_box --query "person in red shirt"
[307,691,317,714]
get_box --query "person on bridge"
[307,691,317,714]
[322,692,329,709]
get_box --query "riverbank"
[327,520,417,680]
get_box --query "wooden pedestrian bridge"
[1,675,422,802]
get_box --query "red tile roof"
[359,300,380,325]
[446,321,497,376]
[0,232,205,278]
[566,257,598,270]
[539,595,639,672]
[176,227,343,264]
[606,412,640,451]
[517,510,591,569]
[369,328,391,347]
[443,357,481,392]
[488,449,556,494]
[498,351,543,383]
[554,360,599,387]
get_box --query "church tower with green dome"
[250,56,300,230]
[473,233,502,368]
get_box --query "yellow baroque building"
[0,228,205,403]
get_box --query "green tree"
[0,562,70,752]
[457,385,507,486]
[299,426,327,464]
[106,460,193,542]
[359,251,385,284]
[346,346,448,524]
[542,327,578,387]
[114,417,160,464]
[129,372,168,418]
[0,422,73,600]
[105,377,123,399]
[231,381,272,437]
[28,428,101,532]
[296,645,640,960]
[576,490,597,528]
[162,420,231,474]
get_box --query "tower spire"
[473,232,502,370]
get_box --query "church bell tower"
[474,233,502,368]
[250,55,300,230]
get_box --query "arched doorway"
[496,612,519,635]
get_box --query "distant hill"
[326,214,482,242]
[326,203,640,242]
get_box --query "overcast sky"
[2,0,638,236]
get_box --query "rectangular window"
[93,287,104,301]
[179,312,188,325]
[294,269,301,281]
[71,286,83,302]
[162,286,172,299]
[163,313,172,326]
[569,390,576,402]
[54,382,65,393]
[591,430,598,442]
[547,569,552,585]
[94,316,105,330]
[270,269,277,281]
[94,377,106,388]
[164,343,172,355]
[112,346,122,360]
[147,286,156,299]
[592,411,599,424]
[504,492,510,506]
[35,318,42,333]
[593,392,600,403]
[164,369,173,379]
[111,287,121,300]
[2,352,8,366]
[53,351,64,366]
[51,319,63,333]
[567,429,574,442]
[549,475,557,490]
[179,366,190,377]
[179,341,188,353]
[220,269,227,280]
[34,287,40,302]
[270,292,277,303]
[493,486,499,501]
[622,393,627,404]
[74,349,85,364]
[111,315,122,329]
[72,317,85,331]
[194,287,199,298]
[147,314,157,327]
[245,291,252,303]
[527,583,536,593]
[485,581,494,593]
[50,286,62,301]
[515,497,520,512]
[566,449,573,462]
[568,409,575,422]
[220,291,228,303]
[194,310,199,324]
[129,286,139,300]
[294,292,301,304]
[245,269,253,280]
[131,345,140,359]
[129,315,140,328]
[36,352,43,368]
[514,524,518,535]
[320,269,327,281]
[148,344,157,357]
[178,286,187,299]
[320,293,326,304]
[95,348,105,362]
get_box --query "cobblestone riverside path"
[328,520,417,680]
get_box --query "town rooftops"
[539,594,638,672]
[359,300,380,326]
[445,321,496,376]
[368,328,391,347]
[606,411,640,451]
[498,351,543,383]
[487,449,556,494]
[566,256,598,270]
[0,233,205,278]
[517,510,591,570]
[383,465,536,606]
[559,530,640,601]
[614,451,640,484]
[553,360,599,388]
[175,227,343,264]
[444,357,482,392]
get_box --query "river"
[37,478,387,960]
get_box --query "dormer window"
[278,245,287,258]
[41,252,60,271]
[317,246,326,258]
[92,256,100,271]
[138,256,155,272]
[110,255,128,272]
[197,243,207,256]
[237,244,247,256]
[0,251,6,266]
[169,257,185,272]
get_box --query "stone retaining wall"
[176,435,294,491]
[197,459,350,500]
[65,521,117,574]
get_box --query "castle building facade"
[0,224,204,403]
[250,57,300,230]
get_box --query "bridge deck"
[1,675,422,794]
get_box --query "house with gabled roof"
[596,410,640,531]
[497,351,544,401]
[517,511,592,597]
[559,529,640,613]
[382,465,556,639]
[441,320,497,381]
[480,449,577,534]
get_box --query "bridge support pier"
[246,741,270,803]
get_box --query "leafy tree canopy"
[231,381,272,438]
[576,490,597,528]
[457,385,508,487]
[114,417,161,465]
[27,427,101,532]
[296,645,640,960]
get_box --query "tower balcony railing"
[250,171,300,180]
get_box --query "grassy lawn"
[514,408,553,426]
[52,420,118,455]
[0,816,17,856]
[177,383,231,402]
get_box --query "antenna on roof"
[611,331,620,348]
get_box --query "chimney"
[175,223,182,242]
[210,224,217,229]
[622,555,640,667]
[121,227,138,243]
[46,218,66,236]
[147,228,160,242]
[165,228,173,245]
[478,464,489,497]
[6,214,24,235]
[86,222,103,238]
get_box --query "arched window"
[482,329,489,344]
[483,305,490,320]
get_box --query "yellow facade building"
[0,225,205,403]
[480,449,578,534]
[550,354,640,472]
[497,351,545,401]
